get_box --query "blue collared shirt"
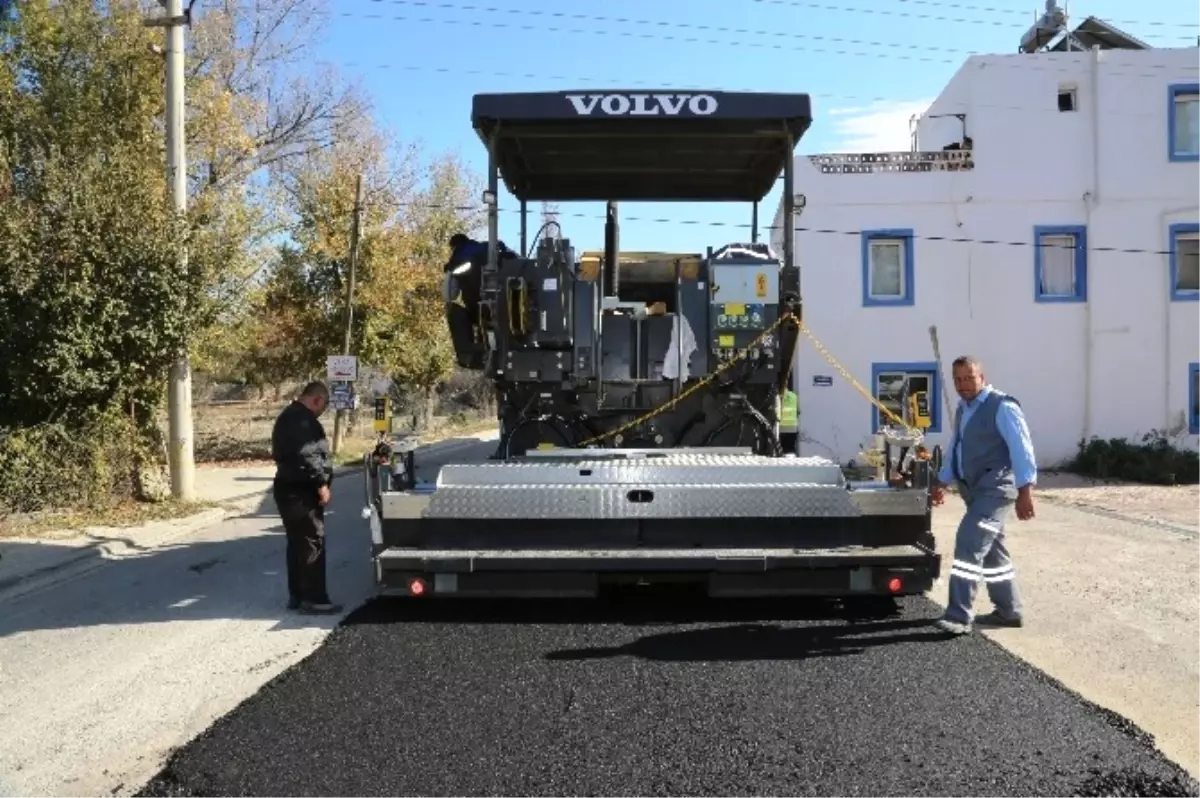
[936,384,1038,489]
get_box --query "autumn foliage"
[0,0,482,513]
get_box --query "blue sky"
[313,0,1198,253]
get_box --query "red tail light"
[409,577,428,596]
[887,577,903,593]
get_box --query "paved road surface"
[138,591,1198,797]
[2,434,1197,797]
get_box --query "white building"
[772,17,1199,467]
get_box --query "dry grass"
[1,397,494,539]
[0,499,217,539]
[190,401,496,468]
[189,401,374,465]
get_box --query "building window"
[871,362,941,434]
[861,229,915,307]
[1190,363,1199,435]
[1033,225,1087,303]
[1170,223,1199,302]
[1169,84,1199,162]
[1058,88,1077,112]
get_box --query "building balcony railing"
[807,149,974,175]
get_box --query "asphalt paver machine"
[363,90,942,599]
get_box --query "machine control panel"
[705,260,780,384]
[708,260,779,356]
[713,302,766,332]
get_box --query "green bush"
[1067,431,1200,486]
[0,409,153,516]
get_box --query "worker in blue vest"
[931,354,1037,635]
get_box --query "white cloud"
[823,99,934,153]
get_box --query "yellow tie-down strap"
[575,315,918,448]
[793,321,917,436]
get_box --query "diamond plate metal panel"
[848,488,928,516]
[424,483,861,519]
[378,545,927,561]
[380,491,432,520]
[436,455,845,488]
[521,446,758,458]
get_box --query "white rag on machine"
[661,313,698,381]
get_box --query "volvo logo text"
[565,93,719,117]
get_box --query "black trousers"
[274,485,328,604]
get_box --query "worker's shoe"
[974,611,1024,628]
[294,600,343,615]
[934,617,971,635]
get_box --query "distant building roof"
[1046,16,1152,51]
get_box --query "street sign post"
[331,381,355,412]
[327,355,358,383]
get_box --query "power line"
[356,0,995,54]
[392,199,1179,257]
[358,0,1200,37]
[338,6,1200,81]
[749,0,1199,30]
[325,59,1189,121]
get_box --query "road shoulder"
[927,497,1200,780]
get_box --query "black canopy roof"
[470,90,813,203]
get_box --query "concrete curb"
[0,507,228,604]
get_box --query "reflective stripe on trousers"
[945,495,1022,624]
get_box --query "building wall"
[775,46,1199,467]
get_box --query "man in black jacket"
[271,381,340,614]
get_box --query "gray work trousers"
[944,492,1023,624]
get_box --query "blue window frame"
[871,361,942,434]
[1033,224,1087,303]
[861,229,915,307]
[1169,222,1199,302]
[1168,83,1199,162]
[1189,362,1199,435]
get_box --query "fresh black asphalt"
[138,590,1199,797]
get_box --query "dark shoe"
[295,600,343,615]
[975,611,1024,628]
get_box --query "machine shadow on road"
[340,590,950,662]
[542,617,944,662]
[345,588,942,627]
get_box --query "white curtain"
[1176,234,1199,292]
[1039,234,1076,296]
[870,241,903,297]
[1174,94,1199,156]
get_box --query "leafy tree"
[359,153,484,425]
[242,114,412,390]
[0,0,207,431]
[183,0,371,372]
[0,0,218,509]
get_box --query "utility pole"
[147,0,195,501]
[331,174,364,455]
